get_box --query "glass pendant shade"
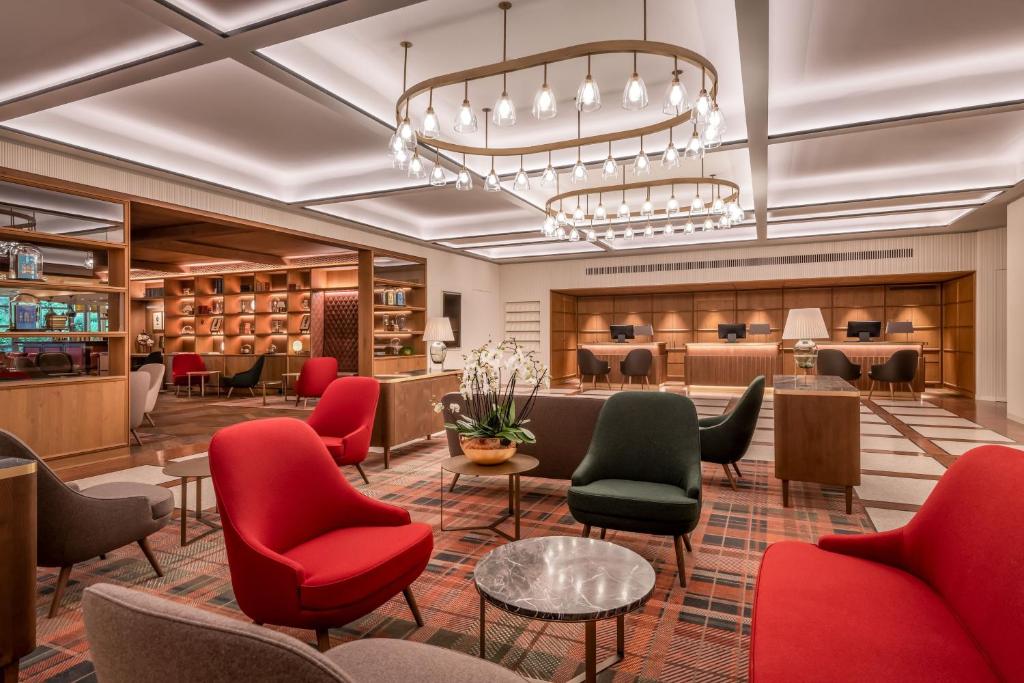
[624,225,635,239]
[695,88,712,122]
[540,164,557,188]
[572,205,585,222]
[392,146,411,169]
[576,74,601,112]
[662,75,690,115]
[707,104,726,133]
[543,215,556,234]
[455,167,473,191]
[691,195,705,213]
[555,225,566,239]
[643,224,654,238]
[387,133,405,157]
[594,203,607,221]
[640,199,653,216]
[422,107,441,138]
[602,155,618,179]
[719,214,732,229]
[662,142,680,168]
[633,150,651,175]
[663,221,675,235]
[532,83,557,119]
[484,167,501,192]
[407,153,426,179]
[712,196,726,214]
[703,217,715,231]
[666,196,680,215]
[604,227,616,240]
[493,91,517,127]
[397,117,417,148]
[569,227,580,242]
[622,72,649,110]
[586,228,597,241]
[513,168,531,191]
[571,159,588,184]
[453,99,478,134]
[617,201,630,219]
[684,219,695,234]
[684,129,703,159]
[556,209,568,224]
[702,126,723,150]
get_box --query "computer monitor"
[610,324,635,343]
[718,323,746,343]
[847,320,882,342]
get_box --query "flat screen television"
[610,324,635,343]
[718,323,746,343]
[847,320,882,342]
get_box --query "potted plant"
[439,339,549,465]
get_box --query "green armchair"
[222,355,266,398]
[698,376,765,490]
[567,392,702,587]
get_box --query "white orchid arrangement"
[439,338,549,445]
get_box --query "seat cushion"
[568,479,699,524]
[328,638,523,682]
[285,524,433,611]
[82,482,174,520]
[319,436,345,461]
[750,542,1000,683]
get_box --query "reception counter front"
[815,342,926,393]
[579,342,669,386]
[685,343,781,387]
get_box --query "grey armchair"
[869,349,920,400]
[567,392,702,586]
[577,348,611,390]
[816,349,861,381]
[698,376,765,490]
[0,430,172,617]
[83,584,525,683]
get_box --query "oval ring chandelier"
[387,0,730,180]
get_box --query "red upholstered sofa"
[750,445,1023,683]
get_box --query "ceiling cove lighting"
[388,0,723,161]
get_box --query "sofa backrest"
[442,392,607,479]
[900,445,1024,682]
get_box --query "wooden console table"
[371,370,461,468]
[774,374,860,514]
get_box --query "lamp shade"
[633,323,654,336]
[423,317,455,342]
[886,320,914,334]
[748,323,771,335]
[782,308,829,340]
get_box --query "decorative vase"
[460,437,517,465]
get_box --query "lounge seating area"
[2,2,1023,682]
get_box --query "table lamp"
[782,308,829,374]
[423,317,455,370]
[886,320,914,341]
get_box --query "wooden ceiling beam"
[129,259,188,274]
[131,223,238,241]
[144,239,287,265]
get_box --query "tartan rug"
[25,440,872,682]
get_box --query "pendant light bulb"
[664,221,675,236]
[513,165,530,191]
[667,195,680,215]
[662,141,681,168]
[407,152,426,179]
[602,155,618,179]
[392,146,410,169]
[691,194,705,213]
[556,209,568,224]
[622,71,649,111]
[707,103,726,133]
[695,88,712,122]
[604,227,616,241]
[644,223,654,238]
[719,214,732,229]
[576,58,602,112]
[532,67,557,120]
[641,198,653,217]
[429,163,446,187]
[484,166,501,192]
[617,200,630,220]
[573,205,585,222]
[703,217,715,231]
[624,224,635,239]
[453,98,478,134]
[542,215,555,235]
[493,91,517,127]
[712,196,726,215]
[569,227,580,242]
[555,225,566,240]
[684,219,695,234]
[571,158,588,184]
[540,165,557,189]
[422,106,441,139]
[387,133,405,157]
[633,149,651,176]
[663,71,690,115]
[594,202,607,221]
[586,228,597,241]
[397,117,416,149]
[455,165,473,191]
[684,128,704,159]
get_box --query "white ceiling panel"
[605,225,755,249]
[468,240,605,260]
[0,1,192,104]
[768,208,973,240]
[769,0,1024,134]
[767,109,1024,208]
[164,0,329,32]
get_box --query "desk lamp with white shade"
[886,320,914,342]
[424,317,455,370]
[782,308,829,376]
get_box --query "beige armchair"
[137,363,165,427]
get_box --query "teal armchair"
[698,375,764,490]
[567,392,702,587]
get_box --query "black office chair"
[577,348,611,391]
[619,348,653,390]
[222,355,266,398]
[869,349,919,400]
[698,376,765,490]
[36,352,75,375]
[816,349,861,381]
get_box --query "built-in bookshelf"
[372,259,427,374]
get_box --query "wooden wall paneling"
[550,292,578,380]
[941,274,975,395]
[736,289,783,310]
[782,287,832,310]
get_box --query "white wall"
[501,229,1008,402]
[1007,197,1024,420]
[0,136,504,369]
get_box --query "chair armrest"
[56,490,156,558]
[570,447,601,487]
[345,493,412,528]
[698,414,729,428]
[341,425,372,463]
[817,528,905,568]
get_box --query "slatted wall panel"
[942,274,976,396]
[548,294,576,380]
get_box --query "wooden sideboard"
[372,370,460,468]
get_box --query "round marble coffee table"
[474,536,656,683]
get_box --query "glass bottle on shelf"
[395,288,406,306]
[382,313,390,331]
[385,288,396,306]
[9,242,44,280]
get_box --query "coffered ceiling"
[1,0,1022,263]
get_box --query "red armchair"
[171,353,206,397]
[208,417,433,652]
[750,445,1024,683]
[307,377,380,484]
[294,357,338,407]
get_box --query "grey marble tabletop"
[474,536,656,622]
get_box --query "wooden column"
[0,458,36,683]
[357,249,375,377]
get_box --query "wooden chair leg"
[403,587,424,627]
[868,380,875,399]
[732,462,742,478]
[582,524,592,538]
[144,413,156,427]
[722,463,738,490]
[315,628,331,652]
[48,565,73,618]
[354,463,370,485]
[672,536,687,588]
[131,429,142,446]
[138,537,163,577]
[449,472,460,492]
[683,533,693,552]
[296,394,301,406]
[599,528,607,539]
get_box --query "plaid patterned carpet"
[26,438,872,683]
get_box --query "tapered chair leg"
[354,463,370,485]
[889,383,895,400]
[599,528,607,539]
[868,380,875,399]
[315,628,331,652]
[303,399,309,409]
[683,533,693,552]
[227,387,234,398]
[673,536,687,588]
[145,413,156,427]
[131,429,142,446]
[403,587,424,627]
[249,387,257,397]
[449,472,461,492]
[137,537,163,577]
[732,462,742,478]
[48,565,73,618]
[296,395,301,406]
[722,463,738,490]
[582,524,592,538]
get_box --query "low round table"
[256,379,283,405]
[162,455,221,546]
[475,536,655,683]
[441,454,538,542]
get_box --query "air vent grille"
[585,248,913,277]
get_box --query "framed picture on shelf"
[151,310,164,331]
[210,317,223,334]
[300,314,310,333]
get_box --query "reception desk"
[815,342,926,393]
[684,343,781,387]
[580,342,669,386]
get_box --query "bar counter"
[684,342,781,387]
[579,342,669,386]
[815,342,926,393]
